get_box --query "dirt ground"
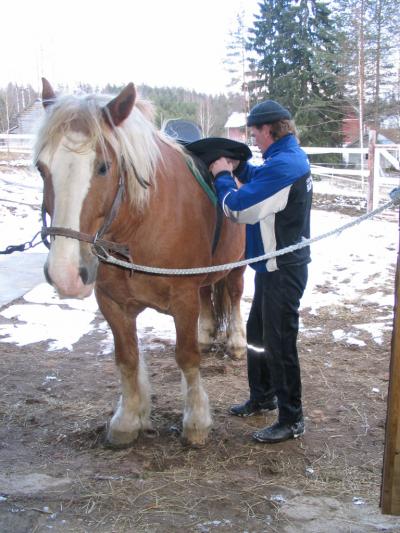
[1,191,400,532]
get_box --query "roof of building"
[224,112,246,129]
[345,130,400,147]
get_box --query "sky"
[2,0,260,95]
[0,157,397,353]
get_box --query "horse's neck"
[113,143,209,246]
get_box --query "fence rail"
[251,142,400,209]
[0,134,35,154]
[1,134,399,210]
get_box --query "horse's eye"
[97,161,111,176]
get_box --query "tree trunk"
[358,0,365,188]
[374,0,382,131]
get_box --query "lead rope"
[93,187,400,276]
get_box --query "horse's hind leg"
[96,288,151,448]
[225,267,246,360]
[198,285,216,352]
[172,291,212,446]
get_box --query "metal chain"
[94,187,400,275]
[0,231,43,255]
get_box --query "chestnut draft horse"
[34,79,246,447]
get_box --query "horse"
[34,78,246,447]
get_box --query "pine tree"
[246,0,345,146]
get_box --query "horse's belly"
[96,268,205,314]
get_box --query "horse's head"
[35,79,159,298]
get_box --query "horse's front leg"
[96,287,151,448]
[172,290,212,446]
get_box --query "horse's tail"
[212,278,232,333]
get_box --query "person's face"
[250,124,274,153]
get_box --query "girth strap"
[186,157,222,254]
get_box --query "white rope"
[95,188,400,275]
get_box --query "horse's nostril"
[79,267,89,285]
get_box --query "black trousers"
[246,264,308,424]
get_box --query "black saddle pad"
[185,137,252,167]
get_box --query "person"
[209,100,312,444]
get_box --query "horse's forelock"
[34,95,105,163]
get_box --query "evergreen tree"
[247,0,345,146]
[103,83,236,136]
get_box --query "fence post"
[367,129,376,212]
[381,208,400,515]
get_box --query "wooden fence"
[0,134,34,154]
[1,133,399,211]
[249,136,399,211]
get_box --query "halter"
[41,172,130,259]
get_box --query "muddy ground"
[0,191,400,532]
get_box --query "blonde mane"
[34,92,185,209]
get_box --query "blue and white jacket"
[214,134,312,273]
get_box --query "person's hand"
[209,157,233,178]
[228,158,240,171]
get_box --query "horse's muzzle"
[43,253,98,299]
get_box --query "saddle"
[162,120,252,254]
[162,119,252,167]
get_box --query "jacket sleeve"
[214,158,300,224]
[234,161,258,183]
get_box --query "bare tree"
[223,11,250,116]
[197,97,214,137]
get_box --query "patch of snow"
[0,165,396,352]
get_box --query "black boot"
[252,418,305,443]
[229,397,277,417]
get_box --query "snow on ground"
[0,164,397,352]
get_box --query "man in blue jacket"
[209,100,312,443]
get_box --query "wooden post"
[373,147,380,210]
[367,129,376,212]
[381,207,400,514]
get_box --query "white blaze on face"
[42,132,96,297]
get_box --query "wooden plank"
[379,149,400,171]
[0,134,35,140]
[303,146,368,155]
[0,149,32,154]
[381,208,400,515]
[311,165,369,177]
[367,130,376,212]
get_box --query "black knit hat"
[247,100,291,126]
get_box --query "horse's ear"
[42,78,56,109]
[104,83,136,127]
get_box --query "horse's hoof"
[227,347,246,360]
[105,426,139,449]
[181,428,209,448]
[181,435,207,449]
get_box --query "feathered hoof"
[104,425,139,450]
[181,426,210,448]
[227,346,246,360]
